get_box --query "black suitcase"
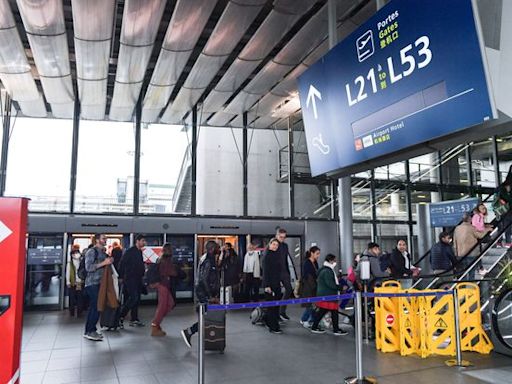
[100,306,120,329]
[204,310,226,352]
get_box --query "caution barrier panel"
[375,281,401,352]
[373,281,492,358]
[457,283,493,354]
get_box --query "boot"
[151,324,166,337]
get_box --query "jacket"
[111,247,123,272]
[430,241,457,271]
[195,253,220,303]
[262,249,282,290]
[316,266,339,311]
[389,248,412,279]
[119,246,145,284]
[316,266,338,297]
[300,258,318,298]
[97,266,119,311]
[453,222,487,257]
[276,242,291,279]
[357,250,389,279]
[66,255,82,287]
[243,251,261,278]
[220,249,241,286]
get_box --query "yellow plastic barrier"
[398,289,421,356]
[422,291,456,357]
[374,282,492,358]
[374,281,401,352]
[456,283,493,354]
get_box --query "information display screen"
[298,0,496,176]
[429,198,479,227]
[27,248,62,265]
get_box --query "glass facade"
[0,104,506,254]
[4,117,72,211]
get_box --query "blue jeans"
[85,284,100,334]
[301,306,314,323]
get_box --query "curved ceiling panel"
[110,0,166,121]
[72,0,115,120]
[161,0,265,123]
[17,0,73,117]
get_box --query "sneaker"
[300,320,312,329]
[83,332,103,341]
[333,330,348,336]
[181,329,192,348]
[311,328,326,334]
[129,320,146,327]
[119,318,124,329]
[269,329,283,334]
[279,313,290,321]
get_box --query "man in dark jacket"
[430,231,457,274]
[119,234,146,327]
[276,228,293,320]
[181,240,220,348]
[263,238,283,334]
[219,242,241,304]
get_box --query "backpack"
[250,307,265,325]
[144,263,160,287]
[379,252,391,272]
[77,248,98,281]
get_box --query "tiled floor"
[20,304,512,384]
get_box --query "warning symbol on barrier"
[404,318,412,328]
[386,314,395,327]
[435,318,448,329]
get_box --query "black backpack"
[379,252,392,272]
[77,248,98,281]
[144,263,160,286]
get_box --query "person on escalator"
[430,231,457,276]
[496,181,512,245]
[453,213,489,280]
[357,242,389,289]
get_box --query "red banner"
[0,198,29,384]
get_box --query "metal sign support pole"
[345,292,376,383]
[364,283,369,342]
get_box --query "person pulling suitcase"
[181,240,222,349]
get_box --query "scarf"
[323,261,339,286]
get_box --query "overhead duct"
[16,0,74,118]
[0,0,45,116]
[109,0,166,121]
[199,0,315,123]
[209,0,374,127]
[141,0,218,123]
[71,0,115,120]
[160,0,267,124]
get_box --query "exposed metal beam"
[0,94,12,196]
[69,96,80,212]
[191,106,198,216]
[243,111,248,216]
[133,96,142,214]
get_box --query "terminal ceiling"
[0,0,376,129]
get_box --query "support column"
[191,106,198,216]
[405,161,415,258]
[370,170,377,242]
[287,116,294,217]
[243,112,248,216]
[0,93,12,196]
[492,135,500,186]
[133,96,142,214]
[69,97,80,212]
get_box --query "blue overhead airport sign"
[429,198,479,228]
[298,0,497,177]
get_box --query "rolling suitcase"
[100,305,120,330]
[204,309,226,352]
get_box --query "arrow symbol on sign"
[0,220,13,244]
[306,85,322,120]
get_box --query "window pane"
[375,188,408,220]
[294,183,332,219]
[441,147,468,186]
[409,153,439,183]
[374,161,406,181]
[140,124,190,214]
[196,126,243,216]
[248,128,289,217]
[471,139,496,188]
[4,117,72,211]
[75,120,135,213]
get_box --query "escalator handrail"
[491,287,512,351]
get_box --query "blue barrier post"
[345,291,376,384]
[198,303,206,384]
